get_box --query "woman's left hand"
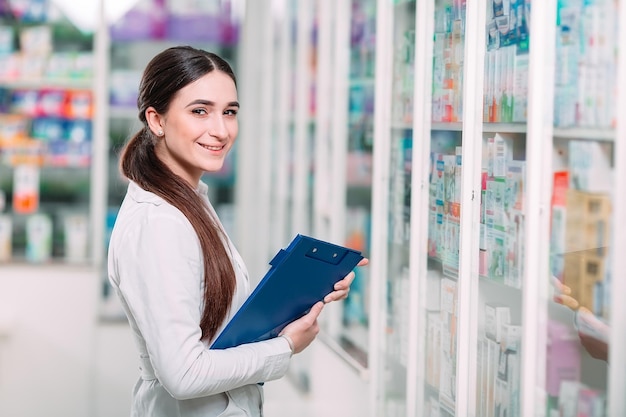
[323,258,369,304]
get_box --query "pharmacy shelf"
[0,4,105,267]
[369,0,626,416]
[0,78,93,90]
[553,127,615,142]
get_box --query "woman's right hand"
[279,301,324,354]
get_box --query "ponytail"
[119,127,236,342]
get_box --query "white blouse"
[107,181,292,417]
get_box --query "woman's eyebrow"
[185,99,240,108]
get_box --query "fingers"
[324,289,349,303]
[280,302,324,354]
[326,289,350,302]
[552,276,578,310]
[305,301,324,322]
[336,258,368,290]
[553,294,579,310]
[282,302,323,332]
[334,271,355,290]
[551,276,572,295]
[322,259,369,304]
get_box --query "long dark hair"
[119,46,237,342]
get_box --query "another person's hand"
[551,276,579,310]
[323,257,369,304]
[578,331,609,362]
[575,307,610,362]
[552,276,609,362]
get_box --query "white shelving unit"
[367,0,626,416]
[238,0,375,407]
[0,3,114,416]
[0,5,107,267]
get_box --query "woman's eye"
[225,109,238,116]
[192,108,207,115]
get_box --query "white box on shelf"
[485,303,511,342]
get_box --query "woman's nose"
[208,115,228,139]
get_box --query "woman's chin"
[202,162,226,174]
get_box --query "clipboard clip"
[305,244,347,265]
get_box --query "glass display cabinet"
[371,0,626,416]
[543,0,616,415]
[316,0,377,373]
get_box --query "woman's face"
[151,70,239,186]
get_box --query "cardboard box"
[562,248,606,312]
[564,190,611,253]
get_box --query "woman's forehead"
[176,72,238,103]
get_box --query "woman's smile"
[197,142,226,152]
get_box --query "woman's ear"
[145,107,165,137]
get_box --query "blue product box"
[31,117,65,141]
[65,119,92,142]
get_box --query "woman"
[107,46,367,416]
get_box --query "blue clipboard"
[210,234,364,349]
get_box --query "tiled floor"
[263,376,318,417]
[262,366,368,417]
[263,339,371,417]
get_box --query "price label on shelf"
[12,164,40,214]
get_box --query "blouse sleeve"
[111,207,292,400]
